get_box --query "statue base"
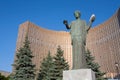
[63,69,96,80]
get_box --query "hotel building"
[15,21,72,73]
[86,8,120,78]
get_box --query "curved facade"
[86,8,120,78]
[15,21,72,73]
[15,8,120,78]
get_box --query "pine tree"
[37,51,55,80]
[85,49,106,80]
[12,36,35,80]
[53,46,69,80]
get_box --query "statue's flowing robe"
[70,19,88,69]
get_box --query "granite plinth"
[63,69,95,80]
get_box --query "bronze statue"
[63,10,95,69]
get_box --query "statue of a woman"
[63,10,95,69]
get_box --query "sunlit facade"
[0,70,10,77]
[15,22,72,74]
[86,8,120,78]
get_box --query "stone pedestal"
[63,69,95,80]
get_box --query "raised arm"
[86,14,95,31]
[63,20,71,29]
[86,21,92,31]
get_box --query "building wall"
[15,8,120,78]
[0,70,10,77]
[86,8,120,78]
[15,21,72,73]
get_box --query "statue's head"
[74,10,81,19]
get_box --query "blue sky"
[0,0,120,72]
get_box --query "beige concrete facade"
[86,8,120,78]
[0,70,10,77]
[15,21,72,73]
[14,8,120,78]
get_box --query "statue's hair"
[74,10,81,15]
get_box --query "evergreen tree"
[85,49,105,80]
[12,36,35,80]
[53,46,69,80]
[9,73,14,80]
[38,46,69,80]
[37,51,54,80]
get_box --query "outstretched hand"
[63,20,68,25]
[90,14,95,22]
